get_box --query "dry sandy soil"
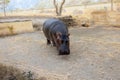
[0,18,120,80]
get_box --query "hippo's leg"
[47,39,51,45]
[51,34,56,46]
[52,40,56,46]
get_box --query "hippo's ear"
[56,32,61,40]
[68,33,70,36]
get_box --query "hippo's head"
[56,32,70,55]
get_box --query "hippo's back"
[43,18,68,40]
[43,18,59,28]
[43,18,60,40]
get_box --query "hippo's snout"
[59,50,70,55]
[59,48,70,55]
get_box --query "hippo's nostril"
[65,50,70,55]
[59,50,63,55]
[64,51,68,54]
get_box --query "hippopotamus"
[43,18,70,55]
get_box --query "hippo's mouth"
[58,49,70,55]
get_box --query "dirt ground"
[0,18,120,80]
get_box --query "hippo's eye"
[66,41,68,44]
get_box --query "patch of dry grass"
[0,63,45,80]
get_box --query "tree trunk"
[53,0,58,16]
[59,0,65,16]
[3,0,6,16]
[111,0,113,11]
[53,0,65,16]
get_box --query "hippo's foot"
[53,43,56,47]
[52,41,56,47]
[47,39,51,45]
